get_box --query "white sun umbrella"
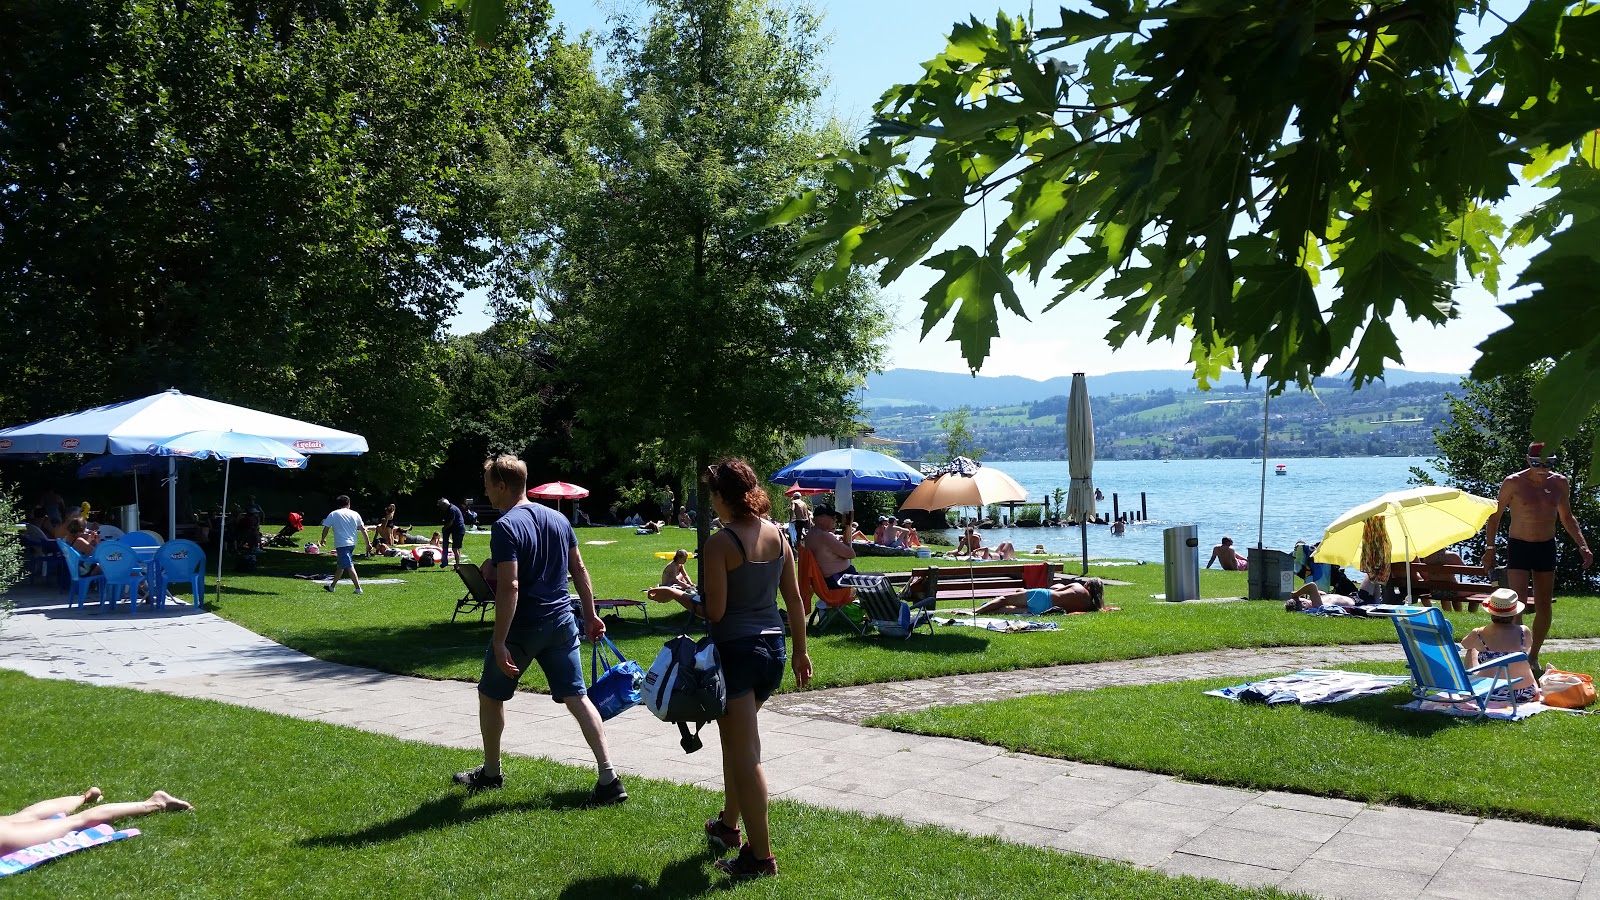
[151,431,307,597]
[1065,373,1097,575]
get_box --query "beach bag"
[1539,667,1597,709]
[589,637,644,721]
[643,634,726,753]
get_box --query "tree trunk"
[695,450,711,584]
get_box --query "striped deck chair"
[797,546,862,635]
[1391,606,1528,717]
[840,574,935,639]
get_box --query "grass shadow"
[846,631,992,653]
[302,788,596,848]
[558,851,719,899]
[1305,690,1479,737]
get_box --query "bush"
[1014,504,1044,526]
[0,483,23,621]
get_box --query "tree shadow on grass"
[558,852,719,900]
[302,788,595,848]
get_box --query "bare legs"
[478,692,506,775]
[955,592,1029,616]
[717,693,771,857]
[0,791,191,855]
[1510,569,1555,670]
[477,692,615,783]
[1,787,101,823]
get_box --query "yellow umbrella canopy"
[899,464,1027,511]
[1316,487,1498,568]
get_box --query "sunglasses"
[1528,458,1555,467]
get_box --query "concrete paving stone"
[775,784,891,817]
[1466,820,1600,857]
[1178,825,1322,871]
[1135,780,1257,813]
[1453,837,1594,882]
[1095,798,1233,839]
[977,794,1110,832]
[1343,806,1478,848]
[976,753,1076,785]
[1158,852,1290,889]
[1050,818,1193,867]
[1220,802,1353,845]
[1066,763,1169,789]
[875,789,989,830]
[818,770,942,800]
[923,771,1029,805]
[906,737,1006,763]
[949,816,1069,847]
[1033,773,1151,807]
[1281,857,1434,900]
[1423,860,1582,900]
[1252,790,1367,819]
[1312,832,1456,876]
[766,718,864,740]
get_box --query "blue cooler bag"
[589,636,644,721]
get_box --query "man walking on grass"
[453,454,626,805]
[319,495,372,594]
[1483,442,1594,671]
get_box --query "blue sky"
[448,1,1522,379]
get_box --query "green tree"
[0,485,23,616]
[938,406,985,462]
[0,0,561,490]
[491,0,890,548]
[782,1,1600,478]
[1414,365,1599,590]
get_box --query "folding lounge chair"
[841,574,935,639]
[451,563,495,623]
[1391,606,1529,717]
[797,546,862,635]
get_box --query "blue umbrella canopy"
[149,431,307,468]
[771,448,924,492]
[77,454,164,478]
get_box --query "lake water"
[928,457,1439,562]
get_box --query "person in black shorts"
[451,455,626,806]
[1482,441,1594,670]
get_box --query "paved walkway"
[4,586,1599,900]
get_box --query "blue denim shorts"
[335,545,355,569]
[478,613,587,703]
[717,633,786,704]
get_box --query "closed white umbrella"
[1065,373,1097,575]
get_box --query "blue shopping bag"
[590,636,644,721]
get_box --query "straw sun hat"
[1483,588,1525,617]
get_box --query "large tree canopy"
[779,0,1600,477]
[0,0,563,490]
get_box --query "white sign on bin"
[1280,571,1294,595]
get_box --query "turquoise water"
[934,456,1440,561]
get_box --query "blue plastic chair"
[56,539,106,609]
[151,540,206,611]
[120,531,160,550]
[21,534,63,586]
[1391,606,1528,717]
[93,540,148,614]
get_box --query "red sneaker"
[714,844,777,881]
[704,814,740,853]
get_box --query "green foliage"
[1013,503,1043,526]
[488,0,890,541]
[0,0,561,491]
[1415,365,1599,590]
[791,1,1600,478]
[438,322,552,458]
[938,406,985,461]
[0,485,23,614]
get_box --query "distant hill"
[863,367,1465,409]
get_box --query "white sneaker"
[354,587,364,595]
[323,583,335,593]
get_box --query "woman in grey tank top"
[649,459,810,880]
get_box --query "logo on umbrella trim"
[0,439,10,450]
[294,440,324,450]
[61,439,80,450]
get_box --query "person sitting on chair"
[802,505,858,589]
[64,519,101,576]
[954,579,1104,616]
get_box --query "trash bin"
[1247,548,1294,601]
[1162,525,1200,602]
[118,503,139,534]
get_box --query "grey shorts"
[477,613,587,703]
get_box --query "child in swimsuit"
[1463,589,1542,703]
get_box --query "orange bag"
[1540,668,1598,709]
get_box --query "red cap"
[1528,441,1554,459]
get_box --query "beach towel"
[1206,669,1409,705]
[1021,563,1050,589]
[934,616,1058,633]
[1397,699,1550,720]
[0,825,140,877]
[797,546,851,616]
[584,540,618,545]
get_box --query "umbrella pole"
[168,456,177,543]
[217,459,230,602]
[1257,392,1270,550]
[1080,521,1088,576]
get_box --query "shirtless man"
[1206,536,1248,571]
[1482,442,1593,670]
[789,490,812,542]
[802,506,857,588]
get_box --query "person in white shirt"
[319,495,372,594]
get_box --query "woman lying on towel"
[1,787,191,854]
[953,579,1104,616]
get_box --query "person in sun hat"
[1461,588,1542,703]
[1482,441,1593,671]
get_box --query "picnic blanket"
[0,825,139,877]
[1206,669,1410,706]
[934,616,1058,633]
[1397,699,1551,720]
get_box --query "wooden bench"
[913,562,1063,606]
[1404,563,1500,612]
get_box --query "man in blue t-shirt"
[438,497,467,567]
[452,454,626,805]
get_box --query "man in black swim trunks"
[1482,442,1593,671]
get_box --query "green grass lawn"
[0,671,1298,899]
[870,652,1600,830]
[206,528,1600,695]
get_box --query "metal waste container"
[1163,525,1200,602]
[118,503,139,534]
[1247,548,1294,601]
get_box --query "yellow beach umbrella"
[1316,486,1498,601]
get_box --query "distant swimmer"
[1206,536,1248,571]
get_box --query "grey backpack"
[643,634,726,753]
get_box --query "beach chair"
[151,540,206,610]
[93,540,148,614]
[57,539,106,609]
[841,573,935,639]
[1391,606,1528,717]
[451,563,495,623]
[797,546,862,635]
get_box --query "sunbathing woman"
[954,579,1104,616]
[0,787,192,855]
